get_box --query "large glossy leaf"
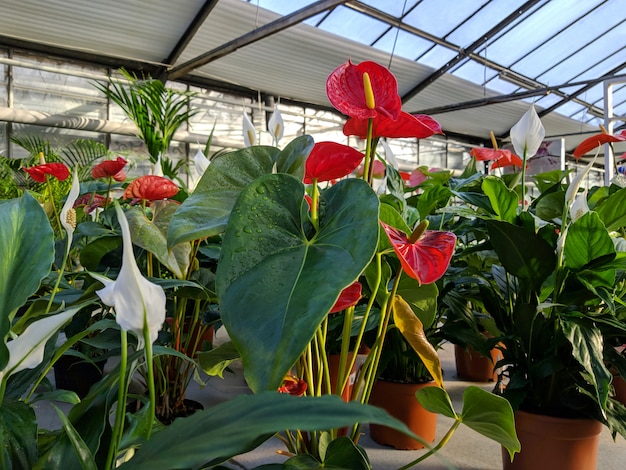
[126,202,191,279]
[564,211,614,271]
[458,386,520,459]
[396,279,438,330]
[0,193,54,370]
[561,318,612,415]
[275,134,314,179]
[594,186,626,231]
[216,174,379,392]
[168,146,280,246]
[392,295,443,388]
[482,176,518,222]
[0,398,37,470]
[486,220,555,289]
[121,392,411,469]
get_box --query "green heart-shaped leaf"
[564,211,615,271]
[217,174,379,392]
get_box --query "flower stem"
[363,118,374,185]
[398,419,462,469]
[143,319,156,439]
[106,329,128,470]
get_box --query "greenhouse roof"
[2,0,625,154]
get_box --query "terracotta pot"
[501,410,603,470]
[327,353,357,402]
[454,343,501,382]
[368,379,437,450]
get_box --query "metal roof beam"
[167,0,350,80]
[538,61,626,118]
[411,72,626,116]
[159,0,220,80]
[399,0,544,103]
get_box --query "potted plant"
[443,107,626,469]
[210,59,520,467]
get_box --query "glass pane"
[446,0,528,46]
[403,0,485,39]
[569,48,626,84]
[417,44,458,69]
[452,59,498,86]
[316,6,390,45]
[483,75,522,95]
[252,0,317,15]
[482,0,602,67]
[418,137,447,168]
[359,0,420,18]
[373,28,433,60]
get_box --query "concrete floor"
[36,328,626,469]
[192,329,626,469]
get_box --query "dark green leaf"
[216,174,379,392]
[168,146,280,246]
[0,399,38,470]
[121,393,410,470]
[486,220,555,289]
[482,176,518,222]
[275,135,314,180]
[594,186,626,231]
[459,386,520,459]
[564,211,614,271]
[561,318,612,415]
[0,193,54,369]
[415,385,456,419]
[198,340,240,378]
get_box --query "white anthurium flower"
[381,139,399,170]
[613,236,626,252]
[510,103,545,159]
[152,153,164,177]
[194,148,210,175]
[188,149,211,192]
[243,111,257,147]
[60,168,80,255]
[570,189,590,222]
[267,106,284,146]
[565,154,598,207]
[0,307,79,382]
[93,203,166,349]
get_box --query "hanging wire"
[387,0,409,70]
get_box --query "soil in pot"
[454,343,502,382]
[501,410,603,470]
[368,379,437,450]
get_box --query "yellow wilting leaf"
[392,295,444,388]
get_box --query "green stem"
[398,419,462,469]
[46,176,63,237]
[106,329,128,470]
[143,319,156,439]
[520,149,527,211]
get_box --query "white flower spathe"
[243,111,257,147]
[510,103,545,159]
[570,189,590,222]
[94,203,166,349]
[267,106,284,146]
[0,308,78,382]
[60,168,80,255]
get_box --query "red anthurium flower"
[304,142,364,184]
[123,175,179,201]
[344,112,442,140]
[408,168,428,187]
[92,156,128,182]
[330,282,362,314]
[278,375,307,396]
[380,221,456,285]
[470,147,522,169]
[326,60,402,120]
[24,162,70,183]
[356,159,386,179]
[573,129,626,159]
